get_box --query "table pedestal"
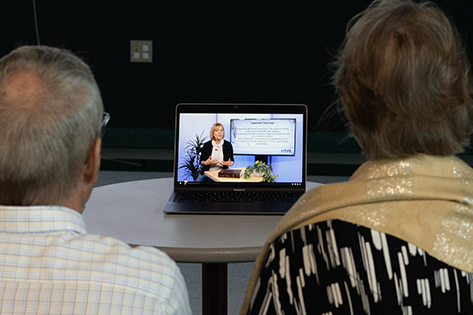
[202,263,228,315]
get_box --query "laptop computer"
[163,103,307,215]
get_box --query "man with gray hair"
[0,46,191,314]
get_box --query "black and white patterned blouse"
[247,220,473,314]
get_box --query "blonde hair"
[333,0,473,159]
[210,123,225,140]
[0,46,103,205]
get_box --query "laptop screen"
[174,103,307,191]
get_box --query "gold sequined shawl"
[240,155,473,314]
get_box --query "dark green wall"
[1,1,472,136]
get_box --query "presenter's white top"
[210,139,225,171]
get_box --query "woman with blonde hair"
[199,123,234,180]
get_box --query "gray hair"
[333,0,473,159]
[0,46,104,205]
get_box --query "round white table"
[83,177,321,314]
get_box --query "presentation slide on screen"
[230,119,296,156]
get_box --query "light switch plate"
[130,40,153,63]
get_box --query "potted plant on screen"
[179,131,207,181]
[243,160,278,183]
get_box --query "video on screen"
[176,112,304,184]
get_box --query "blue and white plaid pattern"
[0,205,191,314]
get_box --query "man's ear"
[84,138,101,185]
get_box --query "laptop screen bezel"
[173,103,307,192]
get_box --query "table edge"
[130,244,263,263]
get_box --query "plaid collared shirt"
[0,205,191,314]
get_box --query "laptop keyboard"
[174,190,302,204]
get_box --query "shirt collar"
[0,205,87,235]
[212,139,224,147]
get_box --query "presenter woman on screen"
[199,123,234,179]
